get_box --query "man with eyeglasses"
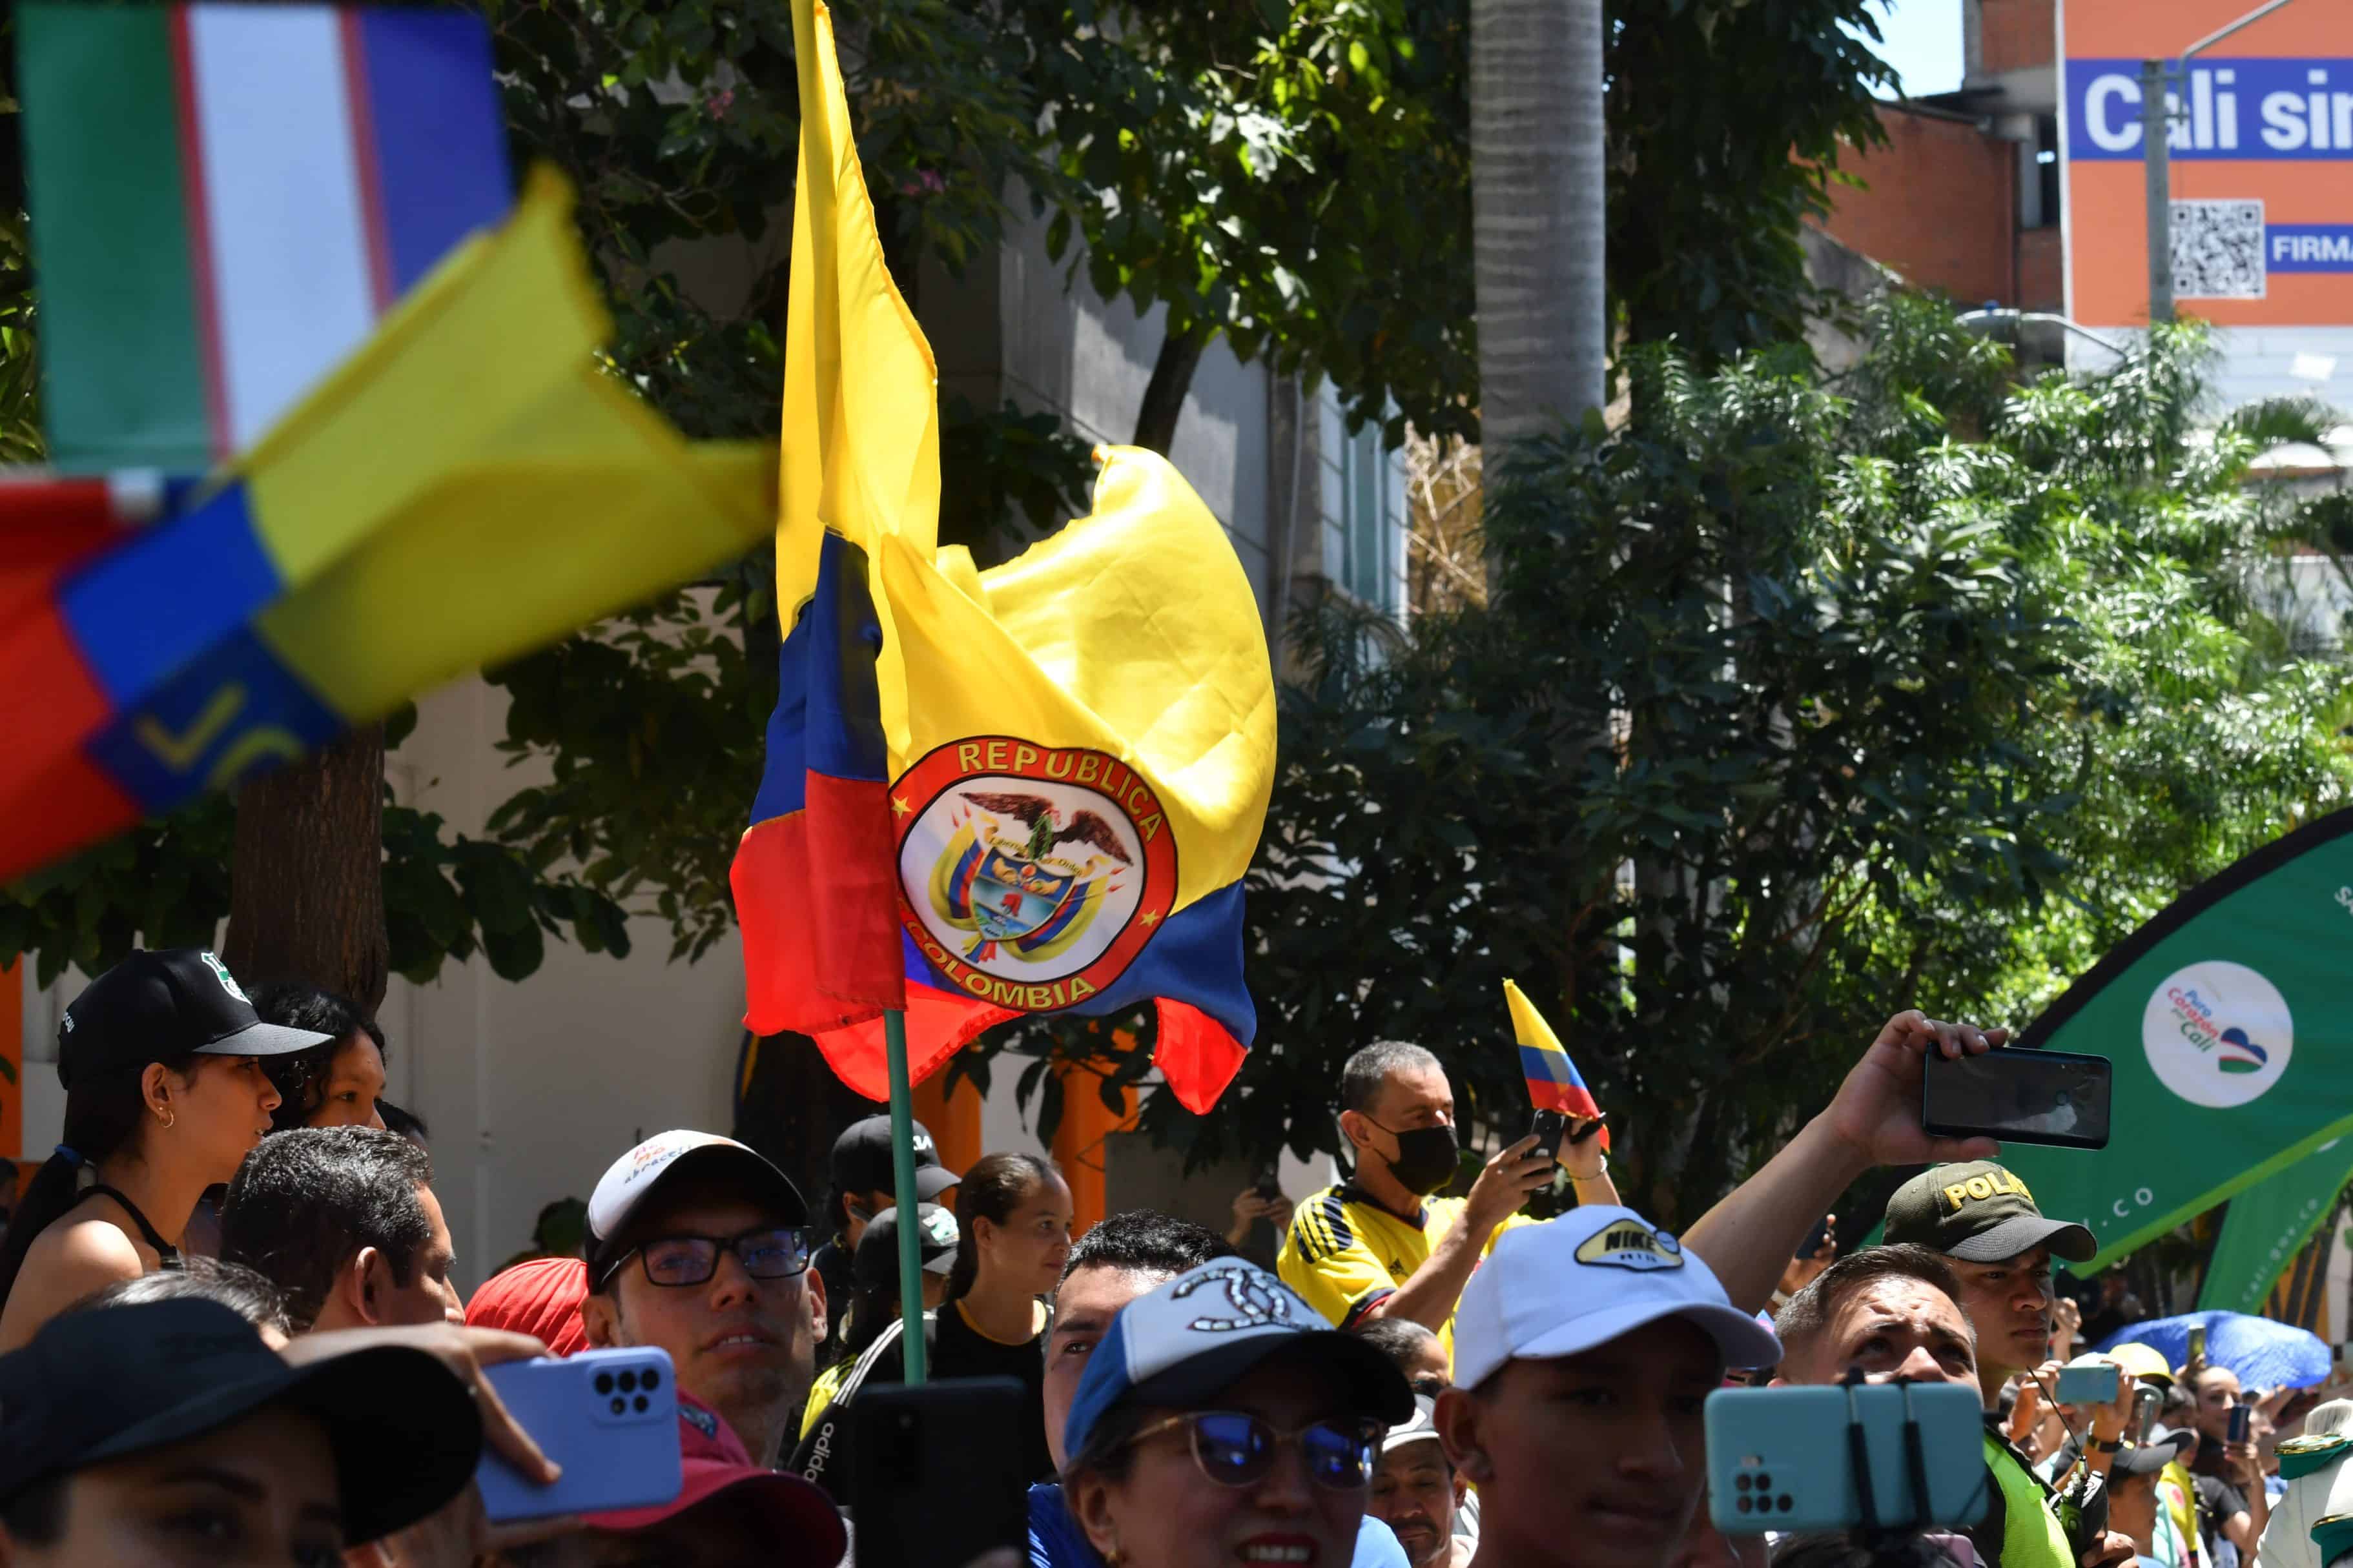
[579,1130,826,1469]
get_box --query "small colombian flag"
[1502,979,1610,1149]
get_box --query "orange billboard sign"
[2064,0,2353,328]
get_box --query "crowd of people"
[1,946,2349,1568]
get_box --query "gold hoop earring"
[156,1107,177,1130]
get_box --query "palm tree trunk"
[1470,0,1606,473]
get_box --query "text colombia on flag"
[734,0,1275,1114]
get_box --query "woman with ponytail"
[0,950,331,1351]
[935,1150,1073,1485]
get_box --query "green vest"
[1984,1432,2075,1568]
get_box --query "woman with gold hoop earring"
[0,950,331,1350]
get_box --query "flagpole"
[883,1006,929,1384]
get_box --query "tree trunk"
[1470,0,1606,474]
[1132,323,1210,454]
[221,724,389,1011]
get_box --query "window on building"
[1316,391,1407,622]
[2029,114,2060,230]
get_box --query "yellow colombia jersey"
[1277,1182,1532,1353]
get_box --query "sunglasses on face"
[601,1225,813,1289]
[1119,1410,1382,1491]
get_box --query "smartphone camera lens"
[1756,1473,1772,1491]
[610,1396,626,1416]
[1778,1496,1794,1514]
[641,1368,660,1390]
[1734,1475,1752,1492]
[619,1370,637,1393]
[594,1372,614,1396]
[1736,1496,1753,1514]
[634,1394,650,1413]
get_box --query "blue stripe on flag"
[83,623,344,812]
[901,879,1259,1050]
[57,480,280,705]
[355,7,511,294]
[1521,1043,1583,1089]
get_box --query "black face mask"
[1370,1121,1459,1196]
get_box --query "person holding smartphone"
[1277,1041,1613,1350]
[2184,1365,2270,1568]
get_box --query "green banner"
[1997,811,2353,1270]
[2195,1135,2352,1316]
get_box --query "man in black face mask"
[1277,1040,1614,1352]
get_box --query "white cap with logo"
[585,1130,808,1280]
[1451,1206,1783,1389]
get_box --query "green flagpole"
[883,1007,929,1384]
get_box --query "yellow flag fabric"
[777,0,939,629]
[255,170,774,716]
[878,447,1276,908]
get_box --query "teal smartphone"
[2055,1363,2121,1405]
[1708,1382,1991,1534]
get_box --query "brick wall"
[2017,227,2064,313]
[1975,0,2055,78]
[1819,108,2019,307]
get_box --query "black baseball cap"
[829,1114,958,1203]
[1882,1160,2096,1263]
[59,950,335,1091]
[0,1298,481,1545]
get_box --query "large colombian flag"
[732,0,1277,1114]
[18,3,509,472]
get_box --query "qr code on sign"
[2172,199,2265,300]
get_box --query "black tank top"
[68,1183,183,1268]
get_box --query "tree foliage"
[992,299,2350,1219]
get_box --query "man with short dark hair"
[1771,1245,1979,1390]
[577,1130,825,1470]
[220,1126,459,1332]
[1280,1039,1612,1341]
[810,1114,958,1343]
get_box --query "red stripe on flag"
[167,8,231,463]
[335,8,396,312]
[1151,996,1248,1114]
[732,779,905,1038]
[810,981,1019,1104]
[0,751,141,885]
[0,604,118,817]
[0,483,134,624]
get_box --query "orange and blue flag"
[1503,979,1609,1145]
[732,0,1275,1114]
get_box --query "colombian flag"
[732,0,1276,1114]
[1503,979,1610,1149]
[0,170,776,882]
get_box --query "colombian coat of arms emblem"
[893,736,1178,1011]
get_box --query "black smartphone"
[2228,1404,2252,1444]
[1253,1164,1280,1201]
[1794,1217,1833,1262]
[1920,1046,2113,1150]
[851,1378,1027,1568]
[1528,1109,1567,1163]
